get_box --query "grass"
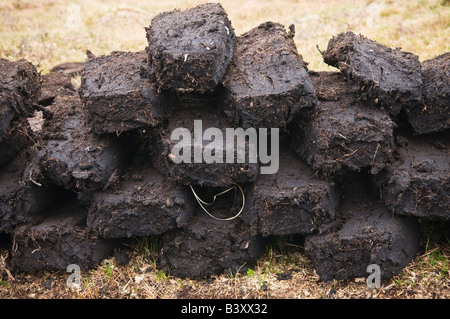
[0,0,449,73]
[0,0,449,299]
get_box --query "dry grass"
[0,0,449,72]
[0,0,449,299]
[0,231,449,299]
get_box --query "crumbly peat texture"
[407,52,450,135]
[87,166,194,238]
[151,106,260,188]
[146,3,236,93]
[79,51,170,135]
[292,71,395,176]
[247,148,338,236]
[376,133,450,219]
[25,92,131,201]
[10,201,121,271]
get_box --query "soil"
[322,31,423,117]
[151,105,260,187]
[291,71,395,176]
[79,51,171,135]
[0,118,35,168]
[10,200,121,271]
[0,58,41,120]
[246,147,338,236]
[158,207,266,279]
[221,22,317,129]
[376,131,450,219]
[407,52,450,135]
[38,71,74,106]
[87,166,194,238]
[0,106,15,143]
[146,3,236,93]
[305,176,421,281]
[25,91,133,202]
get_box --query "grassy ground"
[0,223,449,299]
[0,0,449,299]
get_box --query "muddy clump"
[408,52,450,135]
[158,204,265,279]
[292,71,395,176]
[79,51,171,135]
[0,3,448,282]
[146,3,236,93]
[87,166,194,238]
[222,22,317,129]
[376,132,450,219]
[247,148,338,236]
[10,201,121,271]
[322,31,423,118]
[151,105,260,188]
[25,92,132,202]
[38,71,74,106]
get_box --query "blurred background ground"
[0,0,449,73]
[0,0,449,299]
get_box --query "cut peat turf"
[221,22,317,129]
[79,51,170,135]
[158,209,265,279]
[146,3,236,93]
[321,31,423,117]
[0,59,40,144]
[10,200,121,272]
[25,92,132,201]
[0,58,41,121]
[87,166,194,238]
[376,132,450,219]
[38,71,74,106]
[151,106,259,188]
[407,52,450,135]
[305,191,421,281]
[0,118,35,168]
[291,71,395,176]
[246,148,338,237]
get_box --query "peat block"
[50,62,85,77]
[292,71,395,176]
[152,106,260,187]
[322,31,422,116]
[247,149,338,236]
[0,58,40,122]
[377,133,450,219]
[87,166,194,238]
[222,21,317,129]
[146,3,236,93]
[407,52,450,135]
[79,51,169,135]
[25,93,131,200]
[0,150,57,233]
[158,210,265,279]
[11,201,121,271]
[305,199,420,281]
[38,71,74,106]
[0,106,15,144]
